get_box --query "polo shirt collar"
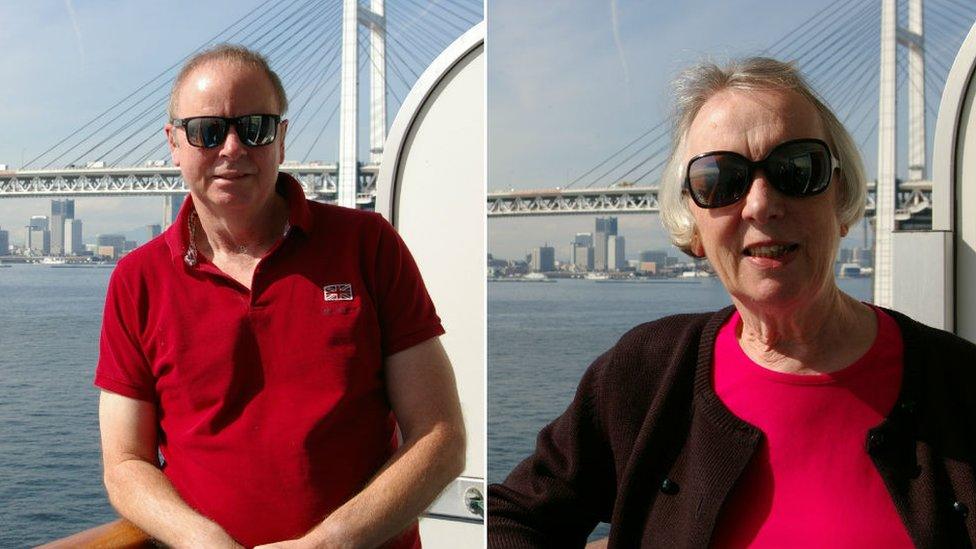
[164,171,314,267]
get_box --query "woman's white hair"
[658,57,866,256]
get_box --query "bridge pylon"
[875,0,927,308]
[339,0,387,209]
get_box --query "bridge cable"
[42,0,312,168]
[428,0,481,28]
[441,0,484,21]
[387,0,466,45]
[762,0,864,57]
[28,0,303,169]
[111,0,338,166]
[563,121,669,189]
[302,53,368,163]
[398,0,471,35]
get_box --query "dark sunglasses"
[683,138,840,209]
[171,114,282,149]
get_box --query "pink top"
[710,307,914,548]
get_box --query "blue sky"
[487,0,970,261]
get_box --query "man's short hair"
[167,44,289,120]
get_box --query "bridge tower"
[339,0,387,209]
[875,0,926,308]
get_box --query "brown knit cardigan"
[488,307,976,548]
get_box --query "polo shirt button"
[953,501,969,518]
[660,478,679,495]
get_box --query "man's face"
[165,61,286,214]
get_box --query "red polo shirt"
[95,174,443,547]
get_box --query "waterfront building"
[163,194,185,229]
[530,245,555,273]
[64,219,83,255]
[97,245,118,260]
[50,214,65,256]
[96,234,126,258]
[572,233,594,271]
[29,215,49,231]
[638,261,659,274]
[607,235,626,271]
[573,244,594,271]
[593,217,618,272]
[595,217,617,235]
[574,233,593,247]
[639,250,669,266]
[0,229,9,255]
[51,199,75,219]
[147,224,162,240]
[28,227,50,255]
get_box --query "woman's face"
[685,88,845,313]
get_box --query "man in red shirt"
[95,44,465,548]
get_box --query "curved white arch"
[374,22,485,546]
[931,21,976,340]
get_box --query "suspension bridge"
[0,0,482,213]
[488,0,976,220]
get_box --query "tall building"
[147,224,162,240]
[64,219,83,255]
[97,234,126,258]
[573,245,593,271]
[27,216,50,255]
[595,217,618,235]
[29,215,49,230]
[530,245,555,273]
[607,235,626,271]
[50,214,65,255]
[28,227,50,255]
[51,199,75,219]
[0,229,9,256]
[639,250,669,265]
[164,194,186,229]
[572,233,594,271]
[593,216,618,272]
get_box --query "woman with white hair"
[488,57,976,548]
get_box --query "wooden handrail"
[37,518,154,548]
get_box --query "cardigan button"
[954,501,969,518]
[867,431,886,453]
[660,478,679,495]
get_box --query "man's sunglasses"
[171,114,282,149]
[683,138,840,209]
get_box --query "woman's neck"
[733,287,877,375]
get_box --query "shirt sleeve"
[371,216,445,357]
[93,268,155,402]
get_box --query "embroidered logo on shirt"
[323,283,354,301]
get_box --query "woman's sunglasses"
[171,114,282,149]
[683,138,840,209]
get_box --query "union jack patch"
[323,283,354,301]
